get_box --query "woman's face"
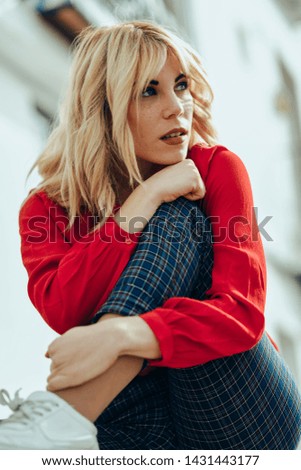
[127,54,194,178]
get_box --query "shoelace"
[0,389,57,425]
[0,389,23,412]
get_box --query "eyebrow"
[175,73,186,82]
[149,73,186,86]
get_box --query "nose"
[162,91,184,119]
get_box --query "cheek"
[129,114,152,154]
[183,96,194,117]
[127,109,137,139]
[135,111,155,140]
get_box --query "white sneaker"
[0,389,99,449]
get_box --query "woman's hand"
[45,315,162,391]
[114,159,205,234]
[45,320,122,391]
[144,159,205,204]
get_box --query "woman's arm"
[45,145,266,388]
[139,146,267,367]
[20,161,204,334]
[19,188,155,334]
[88,146,266,370]
[46,314,161,391]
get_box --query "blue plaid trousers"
[92,197,301,449]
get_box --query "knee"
[158,196,201,218]
[146,197,211,246]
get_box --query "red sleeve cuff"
[140,308,175,367]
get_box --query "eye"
[141,86,157,97]
[175,81,189,91]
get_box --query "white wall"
[0,0,177,417]
[0,0,177,416]
[187,0,301,386]
[0,2,70,417]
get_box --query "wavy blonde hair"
[29,20,217,227]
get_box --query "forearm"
[93,198,208,365]
[120,317,162,359]
[99,314,162,361]
[20,194,142,335]
[114,182,160,233]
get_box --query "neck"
[116,186,132,206]
[137,158,165,180]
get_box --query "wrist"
[91,317,125,360]
[114,184,161,233]
[115,316,162,360]
[141,178,163,206]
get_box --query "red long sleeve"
[19,144,268,368]
[141,144,267,367]
[19,191,140,334]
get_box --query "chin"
[168,147,189,162]
[174,152,187,162]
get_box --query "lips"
[160,127,187,140]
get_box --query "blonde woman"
[0,21,300,450]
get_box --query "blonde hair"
[28,20,217,227]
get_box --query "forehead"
[131,47,188,101]
[154,54,185,80]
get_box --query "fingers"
[47,373,69,392]
[184,194,200,201]
[45,336,80,391]
[45,337,58,359]
[184,188,206,201]
[46,362,63,391]
[45,342,64,388]
[185,160,206,199]
[46,360,76,391]
[45,345,52,359]
[47,368,84,391]
[46,356,87,391]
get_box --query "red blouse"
[19,144,267,368]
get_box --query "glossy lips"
[160,127,187,145]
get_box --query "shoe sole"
[0,442,99,450]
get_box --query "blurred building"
[0,0,300,411]
[188,0,301,387]
[0,0,193,413]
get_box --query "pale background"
[1,0,301,418]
